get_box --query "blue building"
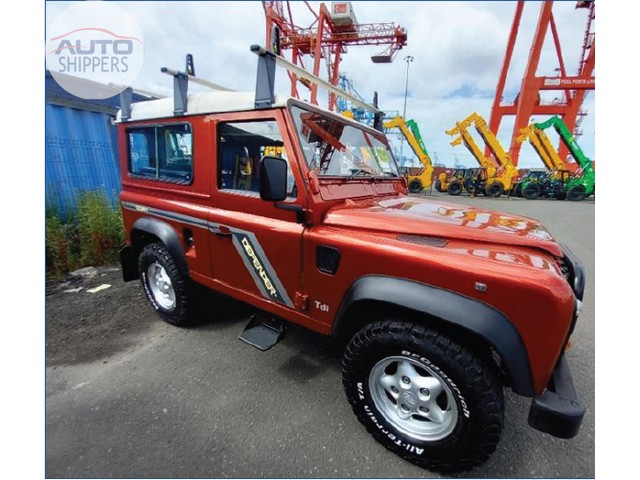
[45,72,153,217]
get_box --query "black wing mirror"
[259,156,288,202]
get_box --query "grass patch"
[46,190,124,278]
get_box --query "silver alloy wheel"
[147,262,176,310]
[369,356,458,442]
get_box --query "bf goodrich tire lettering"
[342,320,504,473]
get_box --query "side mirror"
[259,156,288,202]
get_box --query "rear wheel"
[522,183,541,200]
[567,185,586,202]
[408,180,423,194]
[342,320,504,473]
[138,243,195,326]
[513,183,523,197]
[448,181,463,196]
[554,191,567,200]
[435,180,445,192]
[485,182,503,198]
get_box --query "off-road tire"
[485,182,503,198]
[435,180,444,192]
[522,183,541,200]
[567,185,586,202]
[342,320,504,473]
[408,180,423,194]
[513,183,523,197]
[448,181,463,196]
[138,242,195,326]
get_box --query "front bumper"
[527,354,585,439]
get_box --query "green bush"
[45,190,124,278]
[76,190,124,266]
[45,213,78,277]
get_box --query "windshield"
[290,105,399,178]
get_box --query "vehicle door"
[207,109,306,314]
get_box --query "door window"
[217,120,297,198]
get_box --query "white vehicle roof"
[116,91,291,122]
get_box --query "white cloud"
[45,0,595,168]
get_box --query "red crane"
[262,1,407,111]
[487,0,595,168]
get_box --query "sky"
[44,0,596,170]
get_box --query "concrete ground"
[45,192,595,478]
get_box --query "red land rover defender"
[117,48,585,472]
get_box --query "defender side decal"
[227,228,294,308]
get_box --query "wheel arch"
[332,276,535,397]
[121,217,189,282]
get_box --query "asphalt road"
[45,192,595,479]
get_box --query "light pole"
[400,55,414,163]
[402,55,414,119]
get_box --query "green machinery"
[517,116,595,201]
[384,116,434,193]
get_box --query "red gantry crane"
[487,0,595,169]
[262,1,407,111]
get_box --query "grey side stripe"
[122,201,295,309]
[121,201,208,229]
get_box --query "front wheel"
[513,183,523,197]
[522,183,541,200]
[485,181,503,198]
[448,180,463,196]
[567,185,586,201]
[434,180,445,192]
[408,180,423,194]
[342,320,504,473]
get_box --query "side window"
[128,128,155,177]
[217,120,297,198]
[127,124,193,184]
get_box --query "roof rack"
[120,46,382,123]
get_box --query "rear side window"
[127,124,193,184]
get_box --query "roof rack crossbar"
[161,54,237,116]
[250,44,382,115]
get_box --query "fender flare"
[130,217,189,279]
[332,275,534,396]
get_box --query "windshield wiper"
[348,168,375,178]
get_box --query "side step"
[238,314,286,351]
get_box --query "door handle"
[213,225,232,237]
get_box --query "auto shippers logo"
[46,2,144,99]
